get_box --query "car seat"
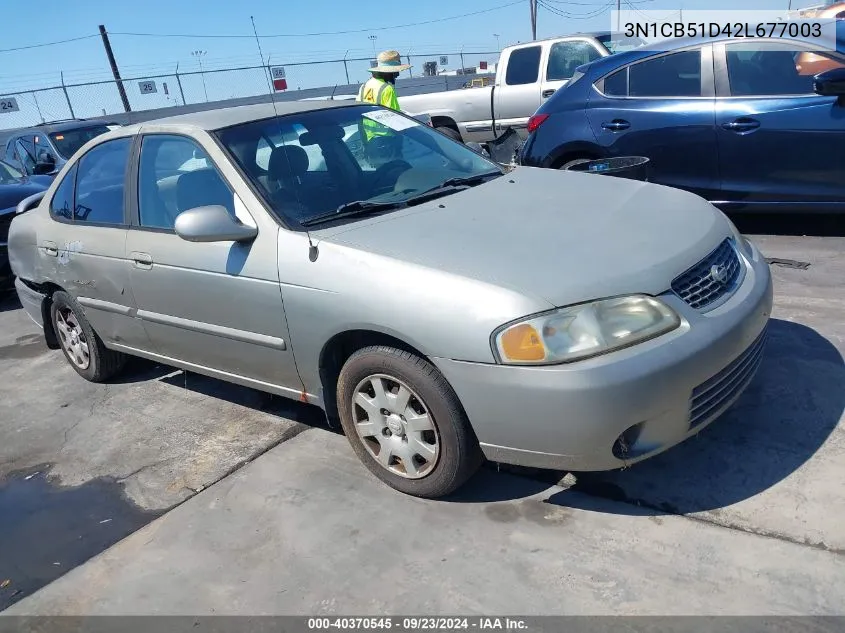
[176,168,235,216]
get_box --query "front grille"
[689,326,768,428]
[671,239,743,311]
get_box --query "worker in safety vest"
[357,50,411,165]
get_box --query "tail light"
[527,113,549,134]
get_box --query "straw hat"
[368,50,411,74]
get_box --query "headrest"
[176,168,232,213]
[268,145,309,179]
[299,124,345,146]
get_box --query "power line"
[110,1,524,39]
[538,0,615,19]
[543,0,650,4]
[0,34,99,54]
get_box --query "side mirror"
[34,152,56,175]
[813,67,845,98]
[174,205,258,243]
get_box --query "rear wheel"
[336,345,482,498]
[50,291,126,382]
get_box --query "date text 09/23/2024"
[307,617,528,630]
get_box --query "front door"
[586,45,720,199]
[125,132,302,394]
[714,41,845,212]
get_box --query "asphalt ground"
[0,212,843,614]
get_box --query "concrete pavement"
[6,429,844,616]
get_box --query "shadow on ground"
[0,292,22,313]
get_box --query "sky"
[0,0,826,125]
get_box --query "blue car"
[520,35,845,213]
[1,160,50,289]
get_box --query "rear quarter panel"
[520,72,601,168]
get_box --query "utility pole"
[617,0,621,32]
[99,24,131,113]
[192,50,210,102]
[343,50,351,85]
[530,0,538,40]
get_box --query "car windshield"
[598,33,648,54]
[0,160,24,184]
[49,125,111,159]
[215,104,502,228]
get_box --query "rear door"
[39,136,151,350]
[540,39,605,102]
[494,43,544,136]
[586,45,720,199]
[713,41,845,212]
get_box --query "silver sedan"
[8,101,772,498]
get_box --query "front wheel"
[336,346,483,498]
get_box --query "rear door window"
[506,46,542,85]
[50,164,77,220]
[73,137,131,224]
[601,49,702,97]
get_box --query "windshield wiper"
[300,200,405,227]
[438,171,503,189]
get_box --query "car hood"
[0,181,47,215]
[315,167,733,308]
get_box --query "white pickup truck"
[400,32,644,144]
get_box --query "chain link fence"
[0,51,498,131]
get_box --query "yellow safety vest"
[357,77,400,142]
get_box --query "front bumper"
[432,240,773,472]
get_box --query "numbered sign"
[0,97,20,113]
[270,66,287,91]
[439,56,449,66]
[138,81,157,94]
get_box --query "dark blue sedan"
[520,35,845,213]
[1,160,49,288]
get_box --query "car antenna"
[253,16,319,262]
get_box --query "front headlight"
[493,295,681,365]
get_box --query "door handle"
[542,89,555,98]
[601,119,630,131]
[41,241,58,257]
[721,118,760,132]
[131,251,153,269]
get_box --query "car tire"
[559,157,593,170]
[336,345,483,498]
[436,126,462,143]
[50,290,126,382]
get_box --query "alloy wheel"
[55,307,90,370]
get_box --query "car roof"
[116,100,357,135]
[11,119,117,135]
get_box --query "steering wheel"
[371,160,412,194]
